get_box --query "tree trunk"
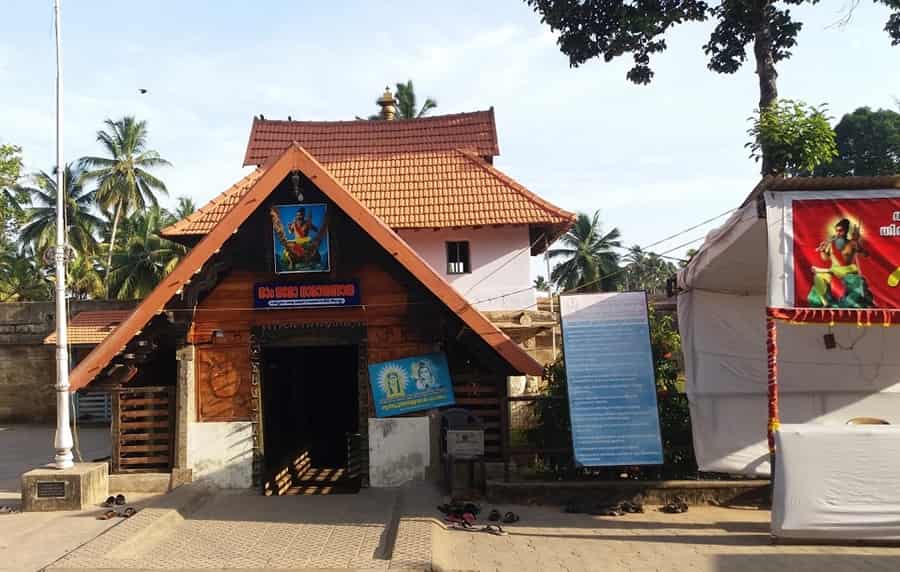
[105,203,121,299]
[752,0,779,176]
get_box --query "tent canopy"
[677,176,900,476]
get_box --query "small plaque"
[36,480,66,498]
[447,429,484,459]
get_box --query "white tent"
[677,176,900,477]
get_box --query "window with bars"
[446,241,471,274]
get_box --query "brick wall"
[0,300,136,423]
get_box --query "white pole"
[52,0,73,470]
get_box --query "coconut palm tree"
[174,196,196,220]
[18,164,102,260]
[549,210,622,292]
[394,80,437,119]
[0,247,51,301]
[80,116,170,296]
[108,206,185,300]
[622,246,677,295]
[67,253,104,300]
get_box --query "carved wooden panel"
[196,344,251,421]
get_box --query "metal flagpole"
[52,0,74,470]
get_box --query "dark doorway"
[261,345,359,493]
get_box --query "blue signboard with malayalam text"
[559,292,663,467]
[369,352,456,417]
[253,281,360,309]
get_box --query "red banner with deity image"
[792,197,900,310]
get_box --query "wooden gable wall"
[187,173,508,457]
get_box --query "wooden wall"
[186,173,508,460]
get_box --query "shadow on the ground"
[715,554,900,570]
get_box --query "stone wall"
[0,300,136,423]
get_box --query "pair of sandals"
[97,494,136,520]
[660,497,689,514]
[97,507,137,520]
[437,502,481,517]
[101,494,127,507]
[445,519,509,536]
[487,509,520,524]
[595,500,646,517]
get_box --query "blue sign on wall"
[559,292,663,467]
[253,281,360,309]
[369,352,456,417]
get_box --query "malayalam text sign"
[560,292,663,467]
[253,281,360,309]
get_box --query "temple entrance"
[261,344,361,494]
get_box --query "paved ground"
[0,424,110,495]
[0,424,152,572]
[50,483,433,571]
[432,504,900,572]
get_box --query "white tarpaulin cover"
[679,194,900,476]
[773,424,900,540]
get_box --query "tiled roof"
[71,145,543,391]
[242,110,499,166]
[162,151,573,238]
[43,310,131,346]
[164,149,573,237]
[163,168,265,236]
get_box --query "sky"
[1,1,899,280]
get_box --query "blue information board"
[559,292,663,467]
[369,352,456,417]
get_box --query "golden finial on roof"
[376,86,397,120]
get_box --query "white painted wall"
[368,417,431,487]
[186,421,254,488]
[398,226,535,311]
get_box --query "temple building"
[68,100,573,492]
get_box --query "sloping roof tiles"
[162,110,574,242]
[44,310,131,346]
[71,145,543,391]
[242,110,499,165]
[163,150,573,237]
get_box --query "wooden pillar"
[110,390,121,474]
[766,315,780,473]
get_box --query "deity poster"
[270,204,330,274]
[368,352,455,417]
[791,197,900,309]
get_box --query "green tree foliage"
[18,164,102,259]
[0,143,26,247]
[533,275,550,292]
[108,205,185,300]
[0,247,51,302]
[549,210,621,292]
[816,107,900,176]
[524,0,900,174]
[0,143,23,189]
[747,99,837,176]
[67,253,104,300]
[174,196,197,220]
[80,116,171,295]
[621,246,677,295]
[394,80,438,119]
[648,307,695,475]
